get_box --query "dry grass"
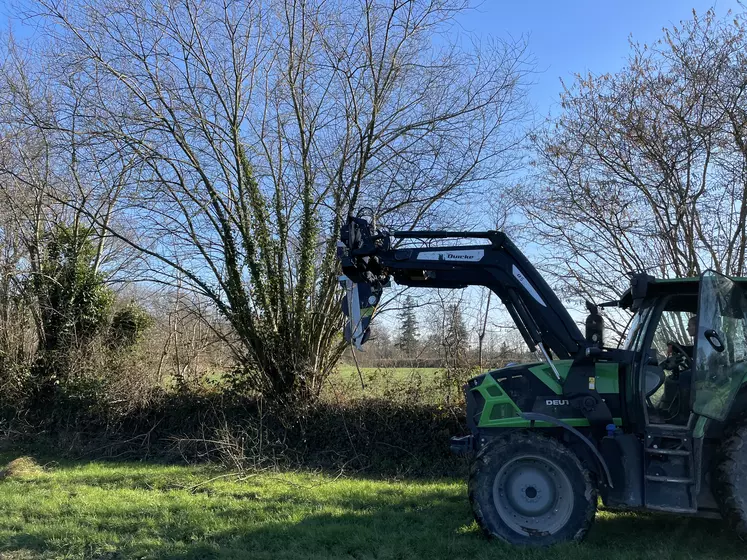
[0,457,43,481]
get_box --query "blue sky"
[4,1,740,117]
[455,0,742,117]
[2,1,741,332]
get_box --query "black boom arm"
[338,216,586,360]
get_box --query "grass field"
[0,452,742,560]
[182,367,445,397]
[334,365,442,383]
[327,366,450,402]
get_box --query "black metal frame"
[339,216,636,435]
[341,219,585,359]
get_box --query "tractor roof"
[618,274,747,310]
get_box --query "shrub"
[109,304,153,348]
[0,456,43,480]
[3,392,468,478]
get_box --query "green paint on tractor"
[473,361,621,429]
[529,360,620,394]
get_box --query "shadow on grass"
[3,502,744,560]
[1,439,470,484]
[0,457,742,560]
[147,513,743,560]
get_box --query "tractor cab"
[619,273,747,431]
[596,272,747,517]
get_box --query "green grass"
[165,367,446,398]
[0,452,742,559]
[328,365,478,405]
[335,365,441,380]
[326,366,453,402]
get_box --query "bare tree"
[24,0,530,401]
[524,9,747,336]
[0,33,142,400]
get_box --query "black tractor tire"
[468,431,597,546]
[713,422,747,538]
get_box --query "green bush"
[109,304,153,348]
[36,225,114,352]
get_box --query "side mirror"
[585,301,604,347]
[704,329,725,353]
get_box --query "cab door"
[642,272,747,514]
[692,271,747,422]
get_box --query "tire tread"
[714,423,747,538]
[467,430,597,546]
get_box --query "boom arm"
[339,216,636,438]
[338,217,587,359]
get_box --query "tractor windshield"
[623,306,654,352]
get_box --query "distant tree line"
[344,294,530,370]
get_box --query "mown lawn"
[0,452,742,560]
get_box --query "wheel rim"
[492,454,574,536]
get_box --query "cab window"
[642,296,697,425]
[651,309,695,362]
[623,306,653,352]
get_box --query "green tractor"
[338,215,747,546]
